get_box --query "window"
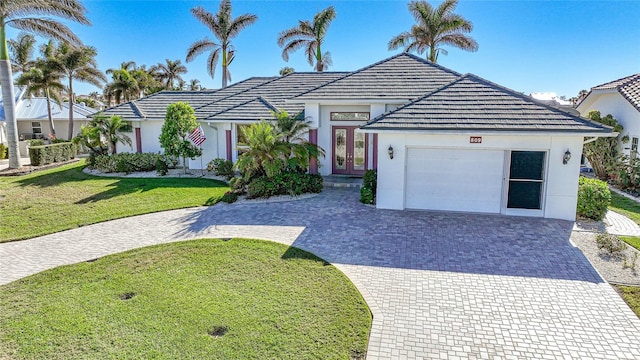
[507,151,545,210]
[31,122,42,136]
[632,137,638,159]
[330,112,370,121]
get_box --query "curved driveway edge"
[2,188,640,359]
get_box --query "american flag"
[188,125,206,146]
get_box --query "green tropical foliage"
[0,0,90,169]
[154,59,188,90]
[159,102,202,172]
[74,115,131,155]
[277,6,336,72]
[186,0,258,88]
[7,32,36,74]
[51,43,106,139]
[16,58,65,138]
[388,0,478,63]
[582,110,626,180]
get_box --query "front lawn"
[0,161,229,242]
[0,239,371,359]
[609,192,640,225]
[615,286,640,318]
[618,236,640,251]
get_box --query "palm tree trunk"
[429,46,437,63]
[222,45,228,88]
[45,89,56,138]
[0,23,23,169]
[67,78,74,140]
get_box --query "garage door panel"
[406,148,504,213]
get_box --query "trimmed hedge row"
[29,142,77,166]
[247,173,323,199]
[91,153,176,174]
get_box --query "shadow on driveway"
[175,187,602,283]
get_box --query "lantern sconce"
[563,149,571,165]
[388,145,394,160]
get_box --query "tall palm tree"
[188,78,201,91]
[8,32,36,74]
[154,59,187,90]
[105,69,139,104]
[16,59,65,139]
[277,6,336,72]
[1,0,89,169]
[388,0,478,63]
[106,61,136,76]
[186,0,258,88]
[53,43,107,139]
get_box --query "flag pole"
[200,145,204,176]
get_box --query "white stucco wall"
[17,119,90,140]
[375,132,584,221]
[189,123,221,170]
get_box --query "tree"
[74,115,130,155]
[186,0,258,88]
[388,0,478,63]
[53,43,106,139]
[8,32,36,74]
[583,110,627,180]
[154,59,187,90]
[1,0,90,169]
[188,78,202,90]
[105,69,139,104]
[16,59,65,139]
[279,67,294,76]
[271,110,324,171]
[159,102,202,172]
[277,6,336,72]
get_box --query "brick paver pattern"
[1,188,640,359]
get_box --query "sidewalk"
[0,157,31,171]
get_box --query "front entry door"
[332,126,367,175]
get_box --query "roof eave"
[359,127,615,137]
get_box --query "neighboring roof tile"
[362,74,613,134]
[207,97,278,122]
[591,73,640,111]
[13,98,97,120]
[293,53,460,101]
[97,77,276,120]
[199,72,348,121]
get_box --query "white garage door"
[405,148,505,213]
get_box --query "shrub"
[220,191,239,204]
[576,177,611,220]
[92,153,172,174]
[229,177,247,194]
[155,157,169,176]
[247,177,279,199]
[29,142,77,166]
[595,233,627,258]
[360,170,377,204]
[247,173,323,199]
[0,143,7,159]
[27,139,45,147]
[207,158,234,179]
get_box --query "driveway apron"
[1,188,640,359]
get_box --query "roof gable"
[362,74,613,134]
[206,97,278,121]
[589,73,640,112]
[293,53,461,101]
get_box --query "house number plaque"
[470,136,482,143]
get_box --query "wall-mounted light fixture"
[563,149,571,165]
[388,145,394,160]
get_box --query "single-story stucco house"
[577,74,640,157]
[100,53,613,221]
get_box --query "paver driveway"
[2,188,640,359]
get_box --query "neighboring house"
[100,53,613,220]
[576,74,640,157]
[0,85,99,141]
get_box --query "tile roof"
[590,73,640,111]
[0,86,98,121]
[293,53,460,101]
[205,97,278,122]
[362,74,613,134]
[198,72,348,121]
[98,77,276,120]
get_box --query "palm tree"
[16,59,65,139]
[388,0,478,63]
[155,59,187,90]
[105,69,139,104]
[94,115,131,154]
[271,110,324,171]
[186,0,258,88]
[277,6,336,72]
[106,61,136,76]
[8,32,36,74]
[53,43,107,139]
[188,79,201,91]
[0,0,90,168]
[279,67,294,76]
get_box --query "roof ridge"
[592,73,640,90]
[130,100,147,118]
[206,95,277,119]
[193,76,281,111]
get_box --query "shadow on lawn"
[173,187,603,283]
[15,163,89,188]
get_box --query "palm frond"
[9,18,83,45]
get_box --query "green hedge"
[360,170,377,204]
[92,153,175,174]
[576,177,611,220]
[247,173,323,199]
[29,142,77,166]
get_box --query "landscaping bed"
[0,239,371,359]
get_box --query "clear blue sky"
[8,0,640,98]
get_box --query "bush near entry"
[577,177,611,220]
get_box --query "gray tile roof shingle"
[293,53,460,101]
[590,73,640,112]
[362,74,613,134]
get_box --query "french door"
[332,126,367,175]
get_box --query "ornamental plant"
[159,102,202,173]
[576,177,611,220]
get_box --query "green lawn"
[609,192,640,226]
[615,286,640,318]
[619,236,640,251]
[0,239,371,359]
[0,161,229,242]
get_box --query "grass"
[614,286,640,318]
[0,160,229,242]
[0,239,371,359]
[609,192,640,226]
[618,236,640,251]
